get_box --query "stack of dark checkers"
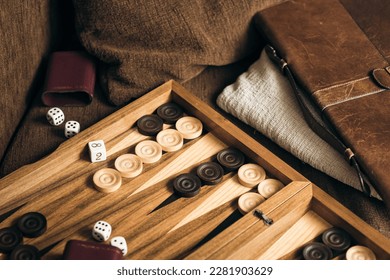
[216,148,245,173]
[0,212,46,260]
[0,81,388,260]
[156,102,184,124]
[301,227,377,260]
[136,114,164,136]
[173,173,202,198]
[196,162,224,185]
[172,148,245,198]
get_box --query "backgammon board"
[0,80,389,260]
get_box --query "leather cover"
[63,240,123,260]
[256,0,390,206]
[42,51,95,106]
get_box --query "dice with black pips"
[65,120,80,138]
[110,236,127,256]
[46,107,65,126]
[92,220,111,242]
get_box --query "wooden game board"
[0,80,389,260]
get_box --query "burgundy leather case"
[63,240,123,260]
[42,51,96,106]
[256,0,390,206]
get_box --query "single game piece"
[92,220,112,242]
[156,102,184,124]
[17,212,47,238]
[114,154,143,178]
[302,242,333,260]
[46,107,65,126]
[196,162,224,185]
[63,240,123,260]
[345,245,376,260]
[237,192,266,215]
[9,244,41,260]
[135,140,162,163]
[64,120,80,138]
[156,129,183,152]
[93,168,122,193]
[257,179,284,199]
[175,116,203,139]
[216,148,245,172]
[237,163,266,188]
[110,236,128,256]
[0,227,23,253]
[321,227,351,252]
[136,114,164,136]
[88,140,107,163]
[173,173,202,197]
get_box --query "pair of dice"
[92,220,127,256]
[46,107,80,138]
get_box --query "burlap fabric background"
[73,0,285,105]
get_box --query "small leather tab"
[372,68,390,89]
[265,45,288,72]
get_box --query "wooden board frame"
[186,181,390,259]
[0,80,388,260]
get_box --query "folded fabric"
[217,49,381,199]
[72,0,286,105]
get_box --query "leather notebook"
[255,0,390,206]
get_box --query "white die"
[88,140,107,162]
[46,107,65,126]
[64,121,80,138]
[92,220,112,242]
[110,236,127,256]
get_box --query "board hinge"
[253,209,274,226]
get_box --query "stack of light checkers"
[172,148,246,197]
[301,227,377,260]
[92,102,204,193]
[237,164,285,215]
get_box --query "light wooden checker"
[0,80,389,260]
[346,245,377,260]
[93,168,122,193]
[114,154,143,178]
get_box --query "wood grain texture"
[257,211,331,260]
[43,170,238,259]
[186,181,313,259]
[0,82,173,214]
[169,174,252,232]
[310,187,390,259]
[0,80,389,260]
[1,132,226,251]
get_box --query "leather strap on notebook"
[265,45,372,196]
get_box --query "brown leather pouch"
[42,51,96,106]
[255,0,390,206]
[63,240,123,260]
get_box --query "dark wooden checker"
[0,80,389,260]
